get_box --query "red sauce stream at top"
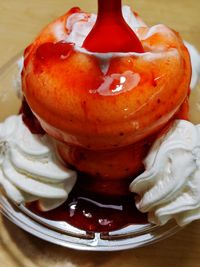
[83,0,144,53]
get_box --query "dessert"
[22,1,190,196]
[0,0,200,234]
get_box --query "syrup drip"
[36,42,74,61]
[83,0,144,53]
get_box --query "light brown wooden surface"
[0,0,200,266]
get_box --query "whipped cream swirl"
[0,115,77,211]
[184,42,200,89]
[130,120,200,226]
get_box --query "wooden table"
[0,1,200,266]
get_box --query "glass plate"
[0,55,182,251]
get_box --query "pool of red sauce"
[27,183,147,233]
[21,99,147,233]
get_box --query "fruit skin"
[22,8,191,194]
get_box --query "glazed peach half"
[22,7,191,190]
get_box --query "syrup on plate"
[27,181,147,233]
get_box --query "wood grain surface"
[0,1,200,266]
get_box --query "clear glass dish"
[0,55,182,251]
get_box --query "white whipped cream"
[0,115,77,211]
[185,42,200,89]
[130,120,200,226]
[13,57,24,100]
[66,12,97,47]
